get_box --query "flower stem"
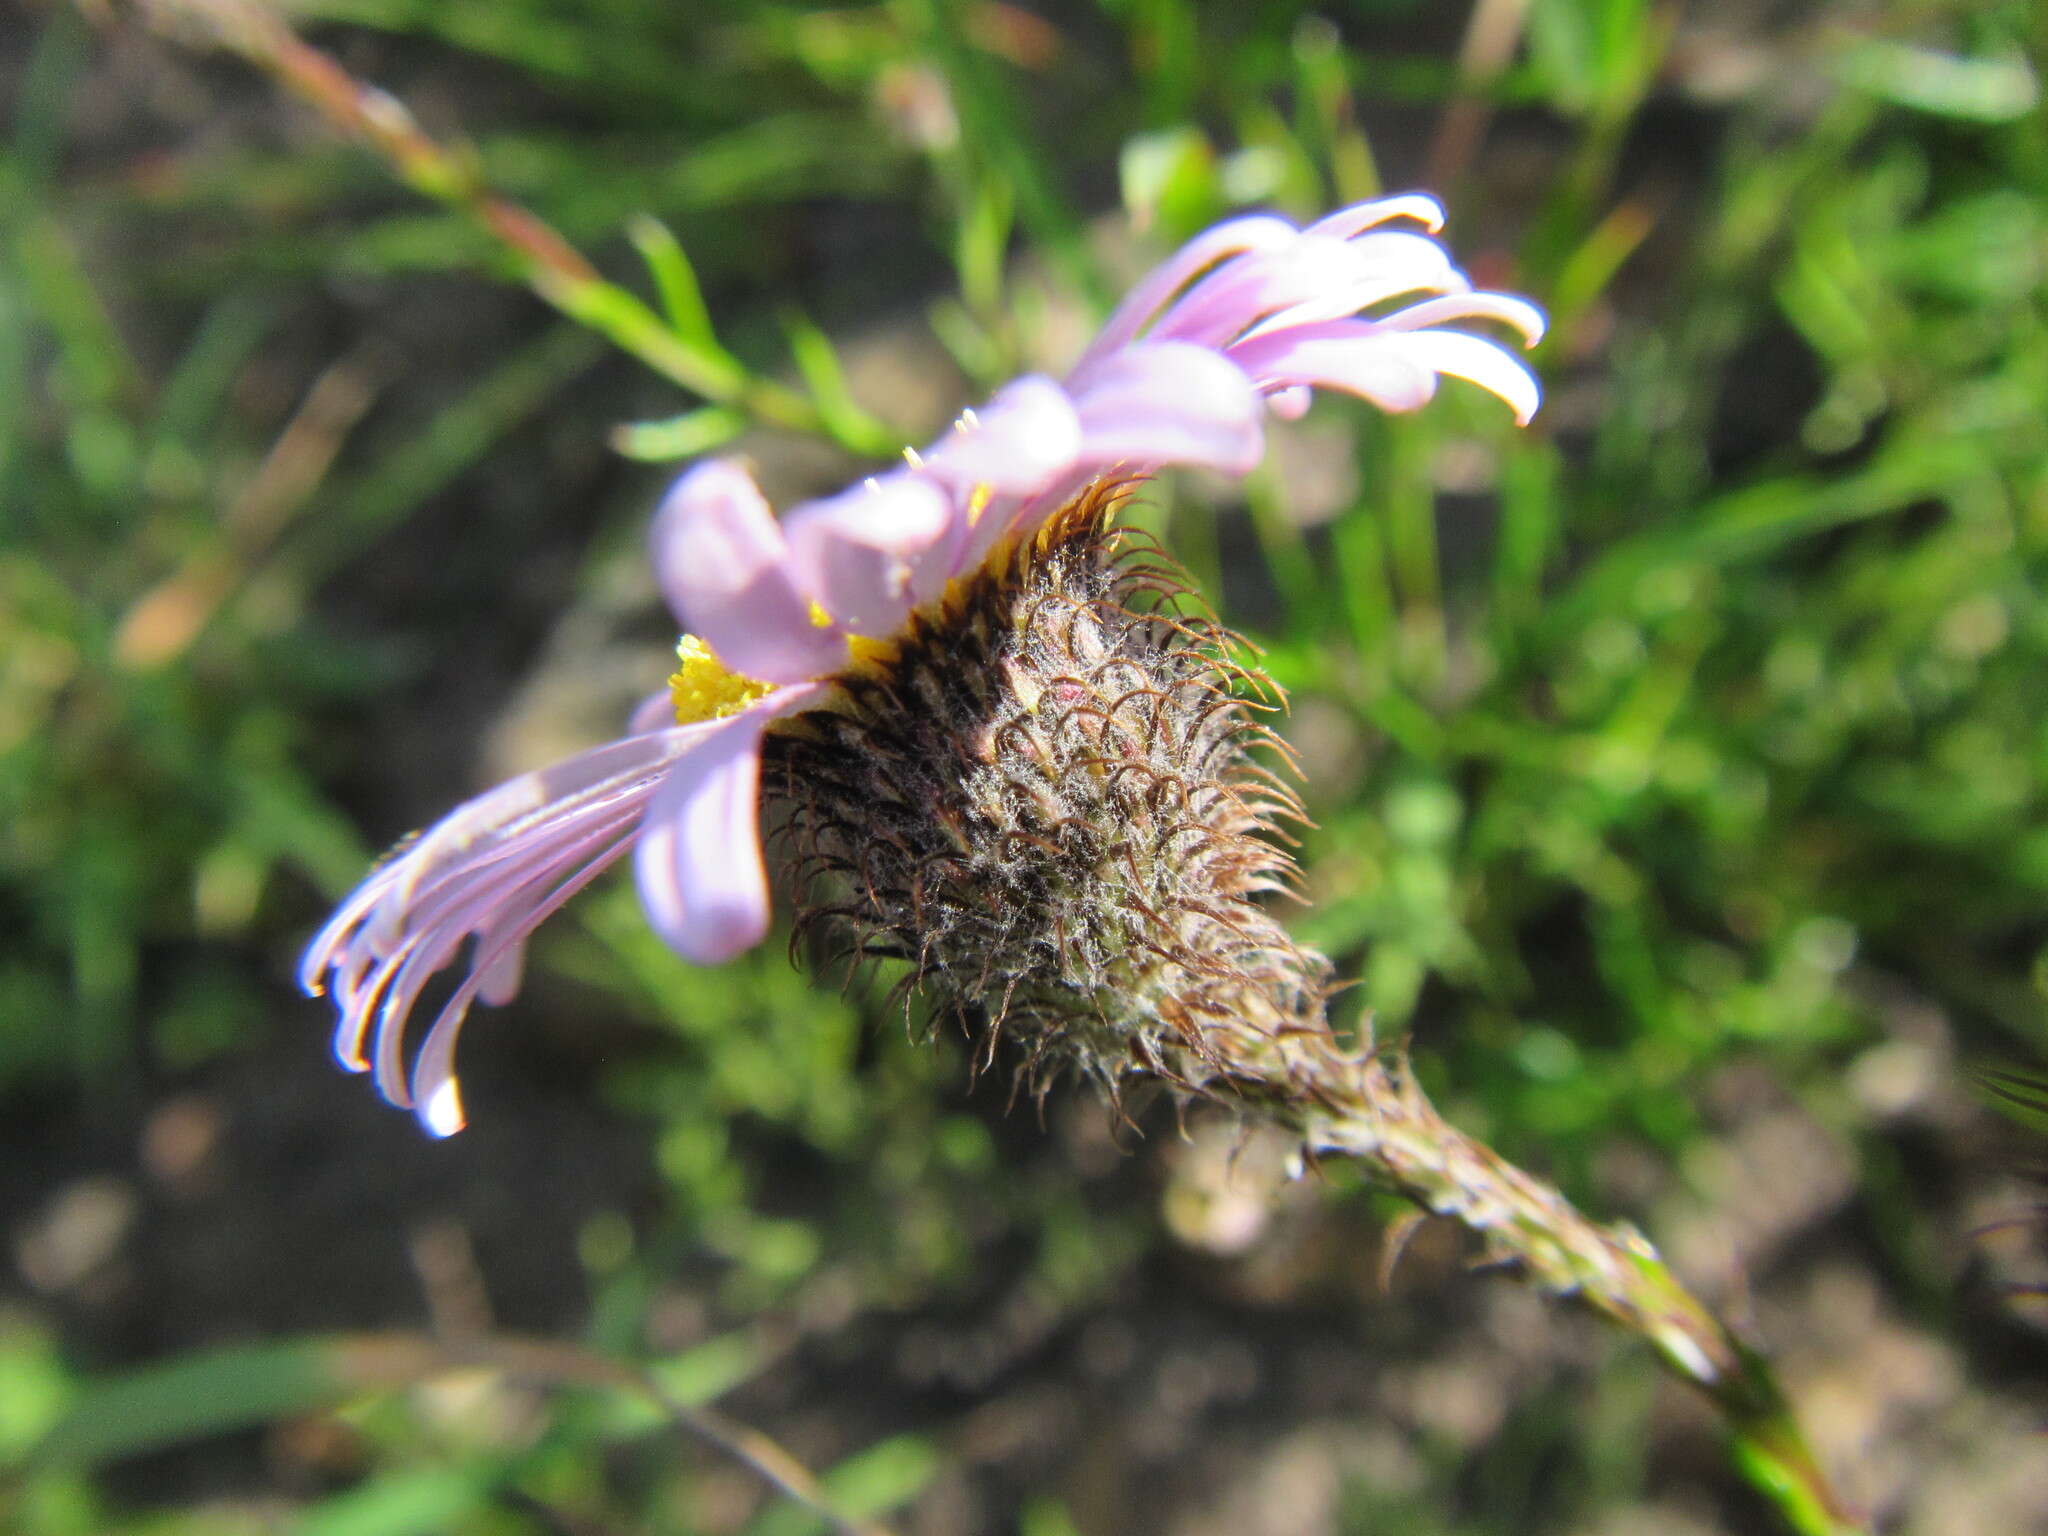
[1220,1034,1867,1536]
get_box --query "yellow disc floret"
[669,635,777,725]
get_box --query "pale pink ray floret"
[301,193,1546,1135]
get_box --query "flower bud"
[767,479,1333,1100]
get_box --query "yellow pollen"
[966,482,994,525]
[669,635,776,725]
[807,600,834,629]
[844,632,897,669]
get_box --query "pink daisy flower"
[301,194,1545,1135]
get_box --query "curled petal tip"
[304,723,756,1134]
[1307,193,1447,241]
[422,1078,465,1138]
[1389,192,1446,232]
[1266,385,1313,421]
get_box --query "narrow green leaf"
[822,1433,940,1517]
[299,1465,502,1536]
[780,307,892,455]
[611,405,748,462]
[33,1339,346,1468]
[1119,126,1221,244]
[652,1330,768,1409]
[748,1431,940,1536]
[626,214,721,350]
[1977,1065,2048,1135]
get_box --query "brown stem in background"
[85,0,847,440]
[1425,0,1531,191]
[114,343,387,669]
[330,1332,899,1536]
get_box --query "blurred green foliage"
[3,0,2045,1532]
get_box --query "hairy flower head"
[301,194,1544,1134]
